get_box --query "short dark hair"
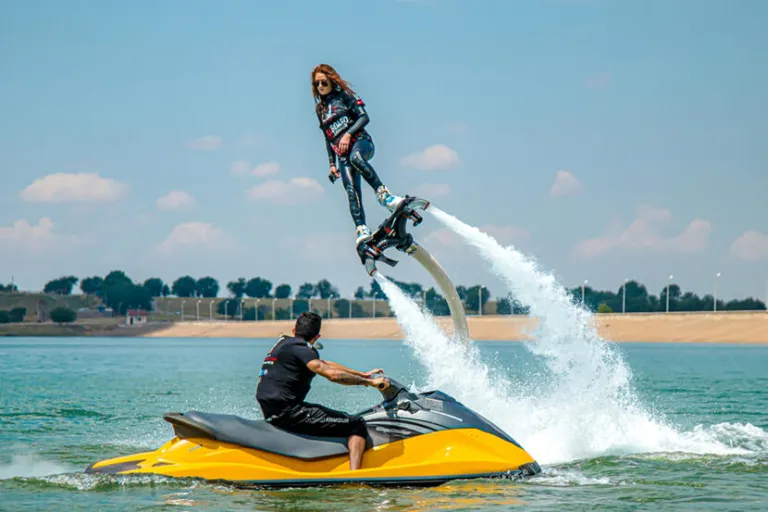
[294,311,322,341]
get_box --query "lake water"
[1,337,767,511]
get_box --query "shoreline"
[3,312,765,344]
[143,312,768,344]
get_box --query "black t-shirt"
[255,335,320,417]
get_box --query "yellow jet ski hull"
[86,428,538,487]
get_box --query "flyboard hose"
[407,242,470,343]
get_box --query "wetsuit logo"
[329,116,349,136]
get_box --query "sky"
[1,0,767,302]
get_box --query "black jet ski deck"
[357,195,430,276]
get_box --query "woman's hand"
[338,133,352,155]
[329,165,340,181]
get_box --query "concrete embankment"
[142,312,768,344]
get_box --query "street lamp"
[478,287,483,316]
[714,272,721,312]
[181,300,185,321]
[622,278,629,313]
[666,274,674,313]
[196,300,201,321]
[240,300,245,321]
[272,298,276,321]
[209,300,213,321]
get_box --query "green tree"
[0,311,10,324]
[368,280,387,300]
[464,285,490,314]
[315,279,340,299]
[245,277,273,298]
[275,284,292,299]
[143,277,166,298]
[497,297,512,315]
[217,299,243,317]
[196,276,220,298]
[104,270,132,289]
[296,283,316,299]
[227,278,247,298]
[425,288,450,316]
[334,299,367,318]
[80,276,104,295]
[354,286,367,299]
[103,281,153,315]
[9,307,26,322]
[724,297,766,310]
[172,275,197,297]
[597,303,613,313]
[50,307,77,323]
[659,284,682,311]
[44,276,79,295]
[292,299,310,316]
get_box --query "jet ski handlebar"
[375,376,419,403]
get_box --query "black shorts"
[263,402,368,439]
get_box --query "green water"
[1,337,767,511]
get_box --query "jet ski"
[85,377,541,487]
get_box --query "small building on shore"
[126,309,149,326]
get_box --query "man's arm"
[324,360,383,378]
[306,359,373,386]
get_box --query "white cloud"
[399,144,461,170]
[253,161,280,177]
[412,183,451,198]
[155,222,227,254]
[730,231,768,261]
[186,135,221,151]
[157,190,195,211]
[550,170,585,197]
[246,178,324,204]
[19,172,126,203]
[574,205,712,258]
[230,160,280,177]
[0,217,57,252]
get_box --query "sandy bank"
[142,312,768,344]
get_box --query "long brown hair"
[311,64,354,118]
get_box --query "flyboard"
[356,196,470,342]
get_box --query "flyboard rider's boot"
[376,186,404,213]
[355,225,373,247]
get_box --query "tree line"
[1,274,764,318]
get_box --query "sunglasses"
[314,79,329,87]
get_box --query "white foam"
[373,206,768,466]
[0,454,76,480]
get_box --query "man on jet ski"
[255,312,390,471]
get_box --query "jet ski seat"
[164,410,355,460]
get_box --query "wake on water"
[373,206,768,466]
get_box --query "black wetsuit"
[255,335,367,439]
[317,86,384,228]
